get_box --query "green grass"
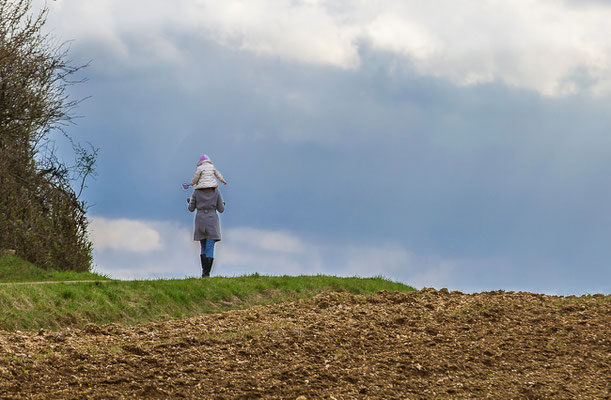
[0,255,415,331]
[0,254,109,282]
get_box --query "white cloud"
[38,0,611,96]
[194,1,361,68]
[89,217,162,252]
[89,218,458,288]
[214,228,460,288]
[90,218,198,279]
[88,219,593,294]
[366,13,440,62]
[217,228,319,276]
[225,227,306,253]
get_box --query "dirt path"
[0,289,609,399]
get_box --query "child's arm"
[190,168,202,186]
[214,168,227,185]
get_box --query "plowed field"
[1,289,609,399]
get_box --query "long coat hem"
[188,188,225,241]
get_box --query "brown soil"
[0,289,609,399]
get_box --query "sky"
[35,0,611,294]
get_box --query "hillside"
[0,254,108,283]
[0,289,608,399]
[0,255,414,331]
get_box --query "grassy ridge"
[0,255,414,331]
[0,254,109,282]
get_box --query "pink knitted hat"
[199,154,210,162]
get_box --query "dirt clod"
[0,290,609,399]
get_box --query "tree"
[0,0,96,271]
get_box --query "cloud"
[224,228,306,253]
[40,0,611,96]
[61,33,611,295]
[36,1,611,295]
[90,218,198,279]
[89,217,162,252]
[195,1,361,69]
[88,218,609,295]
[89,218,459,288]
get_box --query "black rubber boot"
[204,257,214,277]
[200,255,208,278]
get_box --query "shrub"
[0,0,96,271]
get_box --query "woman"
[188,187,225,277]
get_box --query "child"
[190,154,227,189]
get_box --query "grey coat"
[188,188,225,241]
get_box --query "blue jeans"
[200,239,215,258]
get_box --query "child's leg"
[205,239,215,258]
[200,240,206,255]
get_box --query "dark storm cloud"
[61,37,611,294]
